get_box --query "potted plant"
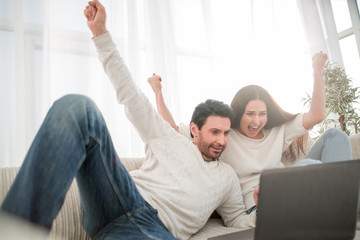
[302,61,360,137]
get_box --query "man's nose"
[217,135,226,145]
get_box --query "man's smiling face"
[191,115,231,160]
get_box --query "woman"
[148,51,352,213]
[219,84,351,211]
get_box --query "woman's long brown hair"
[282,133,309,162]
[230,85,305,161]
[230,85,298,129]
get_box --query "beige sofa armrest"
[0,167,19,202]
[120,157,144,171]
[350,133,360,160]
[0,157,144,240]
[0,167,90,240]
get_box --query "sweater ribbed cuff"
[92,31,115,52]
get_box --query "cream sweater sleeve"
[217,170,257,229]
[92,32,171,143]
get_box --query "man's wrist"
[92,28,108,38]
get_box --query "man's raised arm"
[84,0,171,143]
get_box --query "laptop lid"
[255,159,360,240]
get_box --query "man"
[1,1,256,239]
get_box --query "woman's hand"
[302,51,328,130]
[148,73,163,95]
[312,51,328,73]
[253,185,260,207]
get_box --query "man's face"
[191,115,231,160]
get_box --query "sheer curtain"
[297,0,343,64]
[1,0,313,167]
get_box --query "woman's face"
[238,99,268,139]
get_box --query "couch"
[1,133,360,240]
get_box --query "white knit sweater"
[180,114,308,209]
[220,115,307,208]
[93,32,256,240]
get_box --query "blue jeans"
[295,128,352,166]
[1,94,177,240]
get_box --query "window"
[23,0,44,24]
[0,0,13,20]
[331,0,352,32]
[331,0,360,87]
[340,35,360,87]
[2,0,345,167]
[327,0,360,133]
[0,30,16,166]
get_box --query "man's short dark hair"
[190,99,234,138]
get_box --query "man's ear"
[190,122,198,138]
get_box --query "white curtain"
[1,0,314,167]
[297,0,343,65]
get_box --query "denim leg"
[76,137,176,239]
[306,128,352,163]
[1,94,175,239]
[2,94,93,228]
[94,202,178,240]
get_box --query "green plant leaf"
[302,61,360,136]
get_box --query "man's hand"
[148,73,163,95]
[84,0,107,37]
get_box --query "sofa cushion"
[0,157,145,240]
[350,133,360,160]
[0,167,90,240]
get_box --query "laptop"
[209,159,360,240]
